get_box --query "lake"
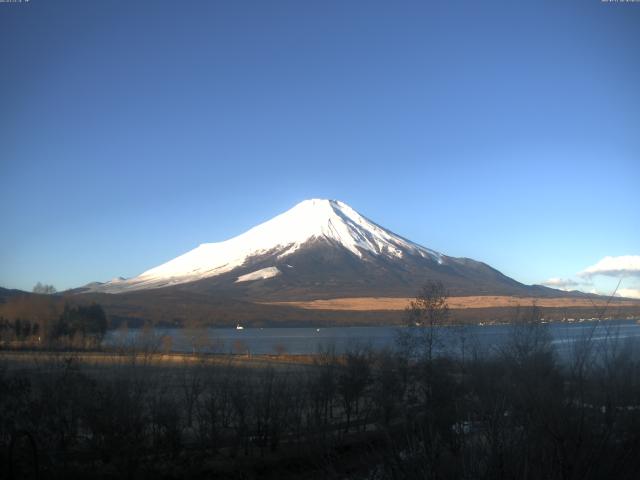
[103,319,640,358]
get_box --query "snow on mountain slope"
[235,267,281,283]
[92,199,443,293]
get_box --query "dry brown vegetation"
[0,294,64,330]
[0,350,320,372]
[265,295,640,311]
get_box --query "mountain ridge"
[80,199,568,300]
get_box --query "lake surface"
[104,319,640,358]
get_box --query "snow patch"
[235,267,281,283]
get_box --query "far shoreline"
[263,295,640,311]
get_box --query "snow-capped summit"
[93,199,443,293]
[83,198,549,301]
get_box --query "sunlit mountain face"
[81,199,563,300]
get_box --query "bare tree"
[32,282,57,295]
[404,281,450,363]
[338,347,372,432]
[180,364,205,429]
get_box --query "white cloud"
[579,255,640,278]
[541,277,580,290]
[618,288,640,299]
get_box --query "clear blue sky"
[1,0,638,294]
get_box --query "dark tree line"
[50,304,108,340]
[0,302,107,347]
[0,317,40,340]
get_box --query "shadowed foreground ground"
[2,323,640,480]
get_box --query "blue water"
[103,319,640,357]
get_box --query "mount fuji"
[83,199,558,300]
